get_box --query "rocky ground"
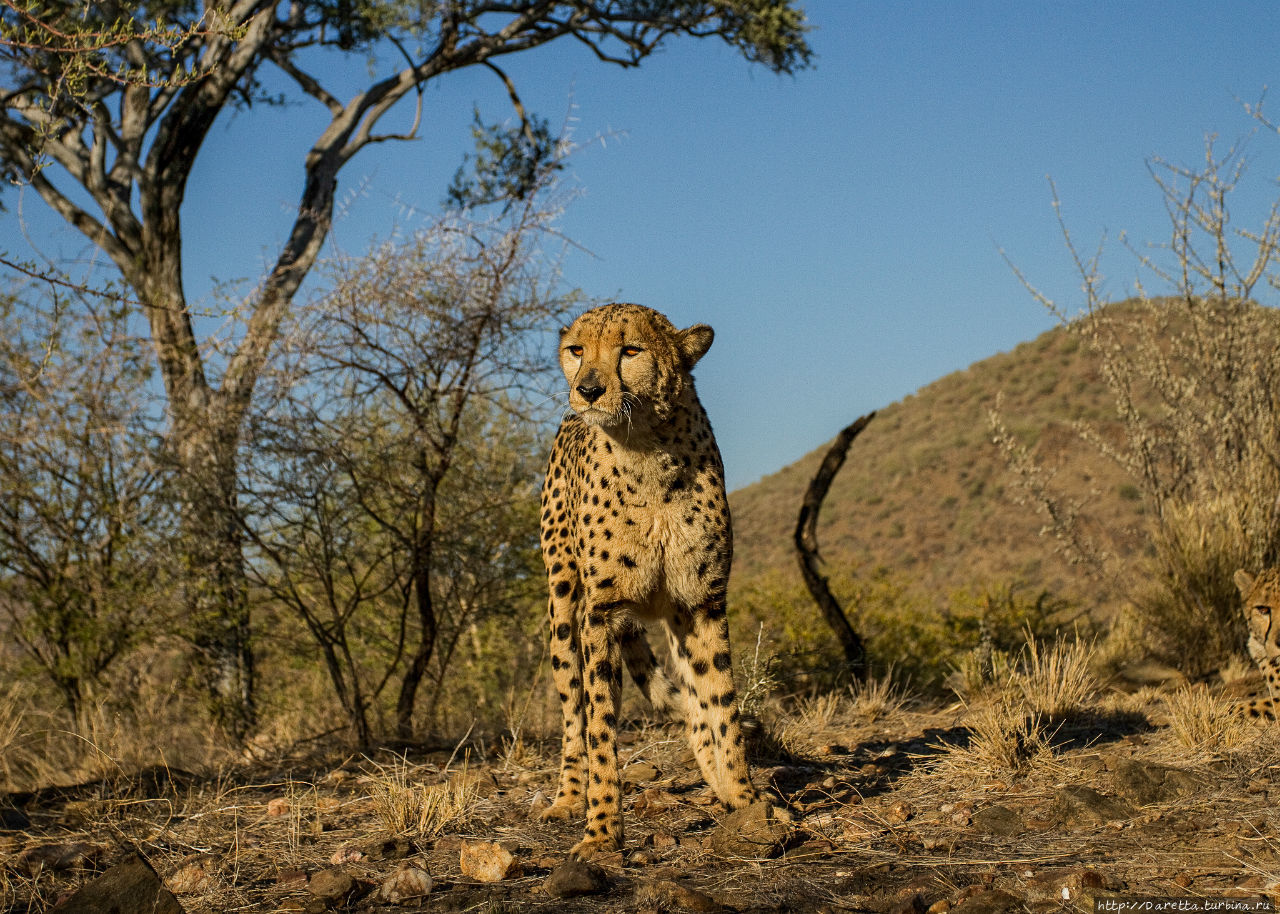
[3,686,1279,913]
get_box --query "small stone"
[266,797,291,816]
[627,762,661,782]
[1110,759,1205,805]
[51,851,183,914]
[1174,873,1192,889]
[970,805,1025,837]
[376,864,434,903]
[460,840,520,882]
[950,888,1024,914]
[633,788,682,818]
[544,858,610,898]
[886,801,913,824]
[635,879,727,913]
[645,831,678,849]
[329,844,364,865]
[168,853,219,894]
[1051,786,1132,825]
[314,796,341,814]
[19,842,102,874]
[710,803,793,858]
[308,868,357,905]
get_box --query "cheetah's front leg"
[570,604,624,859]
[541,593,586,822]
[667,598,762,810]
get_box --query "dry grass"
[1162,685,1256,754]
[846,669,911,723]
[1015,634,1097,719]
[933,699,1055,780]
[366,756,482,838]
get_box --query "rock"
[18,841,102,874]
[168,853,219,894]
[633,788,682,818]
[544,858,611,898]
[361,835,412,861]
[950,888,1024,914]
[376,864,434,903]
[266,797,291,816]
[1050,786,1132,826]
[710,802,793,858]
[970,805,1025,837]
[887,893,928,914]
[1023,867,1109,905]
[634,878,727,912]
[308,867,358,906]
[460,839,520,882]
[626,762,661,782]
[1110,759,1205,805]
[52,851,184,914]
[886,801,913,824]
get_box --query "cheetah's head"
[559,303,713,430]
[1237,568,1280,698]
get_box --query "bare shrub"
[1002,135,1280,676]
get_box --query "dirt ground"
[3,688,1279,914]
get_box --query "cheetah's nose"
[577,384,606,404]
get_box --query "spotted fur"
[1233,569,1280,720]
[539,304,764,858]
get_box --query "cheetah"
[539,303,768,858]
[1234,568,1280,720]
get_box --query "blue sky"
[8,1,1280,489]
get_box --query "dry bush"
[1003,136,1280,678]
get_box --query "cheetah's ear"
[1236,569,1256,596]
[676,324,714,370]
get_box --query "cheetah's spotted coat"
[539,304,764,858]
[1235,568,1280,720]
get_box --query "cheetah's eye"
[566,345,583,357]
[621,346,643,357]
[1256,605,1272,616]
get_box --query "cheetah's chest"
[571,441,729,614]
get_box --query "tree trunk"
[395,478,440,740]
[174,412,256,739]
[794,412,875,680]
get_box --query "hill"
[728,317,1147,622]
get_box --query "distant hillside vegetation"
[729,319,1149,621]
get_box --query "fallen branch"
[794,412,875,680]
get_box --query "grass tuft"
[367,757,482,838]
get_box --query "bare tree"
[1003,136,1280,672]
[0,282,170,727]
[246,175,572,740]
[0,0,811,737]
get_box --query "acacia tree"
[0,0,810,737]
